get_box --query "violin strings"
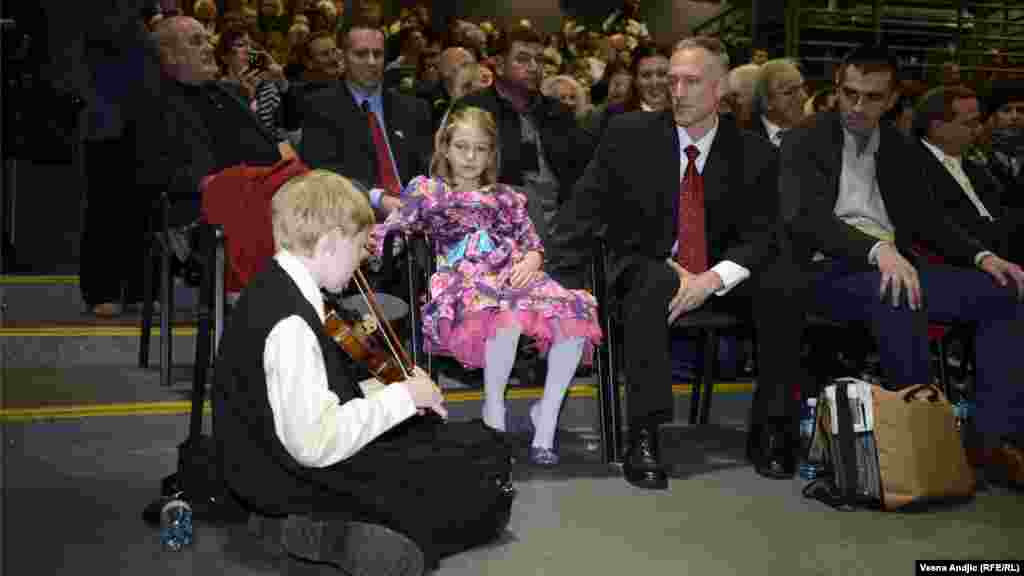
[354,270,412,380]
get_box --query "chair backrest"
[511,184,550,249]
[201,157,311,293]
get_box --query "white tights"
[482,325,585,449]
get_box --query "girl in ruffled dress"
[372,106,602,465]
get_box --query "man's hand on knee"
[876,243,921,310]
[979,254,1024,301]
[666,259,723,323]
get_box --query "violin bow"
[352,268,415,379]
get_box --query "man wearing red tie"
[299,21,432,216]
[554,36,807,489]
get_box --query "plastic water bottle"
[798,398,820,481]
[160,498,194,551]
[953,399,973,426]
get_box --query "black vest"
[212,259,362,515]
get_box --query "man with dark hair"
[554,36,806,489]
[456,24,595,233]
[781,45,1024,488]
[914,86,1022,262]
[298,21,432,216]
[984,79,1024,209]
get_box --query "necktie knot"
[684,144,700,162]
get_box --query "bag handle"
[901,383,945,404]
[834,379,859,510]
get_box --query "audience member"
[984,79,1024,209]
[457,24,596,230]
[554,36,806,488]
[720,63,759,129]
[418,46,475,132]
[803,86,836,117]
[541,75,592,125]
[298,21,432,217]
[588,42,671,138]
[914,86,1022,261]
[144,16,283,227]
[752,58,807,147]
[779,45,1024,488]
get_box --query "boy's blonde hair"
[430,106,499,186]
[271,170,375,257]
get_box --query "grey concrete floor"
[2,394,1021,576]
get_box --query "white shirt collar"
[921,137,961,167]
[761,115,786,146]
[275,250,327,324]
[841,123,880,157]
[676,116,719,174]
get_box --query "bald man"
[141,16,283,225]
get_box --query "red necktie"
[363,101,402,197]
[677,144,708,273]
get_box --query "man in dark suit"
[143,16,284,227]
[750,58,807,148]
[553,36,807,489]
[456,24,595,227]
[913,85,1022,262]
[780,45,1024,487]
[298,21,432,217]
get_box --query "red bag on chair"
[200,157,310,293]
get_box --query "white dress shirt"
[832,126,895,264]
[674,118,751,295]
[920,138,994,221]
[760,116,786,148]
[263,251,417,468]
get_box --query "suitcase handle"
[901,383,944,404]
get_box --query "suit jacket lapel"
[825,113,845,204]
[703,118,735,208]
[963,159,1001,217]
[657,112,681,238]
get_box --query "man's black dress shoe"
[749,421,797,480]
[623,426,668,490]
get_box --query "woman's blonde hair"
[271,169,375,257]
[430,106,499,186]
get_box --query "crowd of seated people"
[77,0,1024,498]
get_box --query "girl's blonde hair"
[271,169,375,257]
[429,106,499,186]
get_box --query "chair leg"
[936,336,951,401]
[597,320,623,465]
[139,229,156,368]
[689,334,703,426]
[192,226,215,412]
[700,329,717,425]
[213,229,225,358]
[159,233,174,387]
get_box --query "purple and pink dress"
[372,176,602,368]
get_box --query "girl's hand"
[508,251,543,288]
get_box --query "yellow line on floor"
[0,382,753,422]
[0,326,198,337]
[0,275,80,285]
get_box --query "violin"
[323,268,416,385]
